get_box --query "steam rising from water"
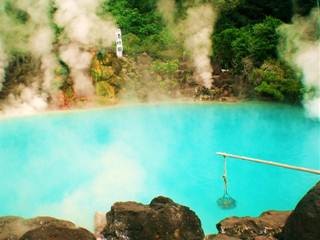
[278,9,320,119]
[3,87,48,116]
[158,1,217,89]
[27,110,175,230]
[40,142,146,229]
[295,43,320,118]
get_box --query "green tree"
[212,27,240,68]
[215,0,293,32]
[105,0,164,37]
[213,17,281,71]
[127,0,158,13]
[103,0,178,58]
[248,17,281,64]
[250,60,303,102]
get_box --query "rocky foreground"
[1,181,319,240]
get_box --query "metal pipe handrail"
[216,152,320,175]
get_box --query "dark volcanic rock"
[207,234,277,240]
[281,181,320,240]
[102,196,205,240]
[19,225,95,240]
[0,216,75,240]
[205,234,241,239]
[215,211,291,240]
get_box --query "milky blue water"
[0,102,319,233]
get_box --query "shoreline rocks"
[1,181,318,240]
[208,211,291,240]
[207,181,320,240]
[102,196,204,240]
[0,216,84,240]
[20,225,95,240]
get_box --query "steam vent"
[0,1,319,240]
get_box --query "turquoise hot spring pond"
[0,102,319,233]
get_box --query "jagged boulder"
[19,225,95,240]
[0,216,75,240]
[215,211,291,240]
[281,181,320,240]
[102,196,205,240]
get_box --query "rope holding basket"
[217,156,236,209]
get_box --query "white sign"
[115,29,123,58]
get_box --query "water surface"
[0,102,319,233]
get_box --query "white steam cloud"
[295,43,320,118]
[23,0,58,97]
[182,4,217,89]
[2,87,48,117]
[159,1,217,89]
[0,0,54,116]
[59,44,94,97]
[279,9,320,119]
[0,0,117,116]
[29,27,57,94]
[36,141,147,230]
[54,0,117,97]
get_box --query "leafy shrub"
[250,60,303,102]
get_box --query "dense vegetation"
[211,0,317,102]
[102,0,318,103]
[103,0,180,58]
[1,0,317,105]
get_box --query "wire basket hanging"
[217,156,236,209]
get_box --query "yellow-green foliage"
[90,50,124,98]
[96,81,116,98]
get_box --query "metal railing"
[216,152,320,175]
